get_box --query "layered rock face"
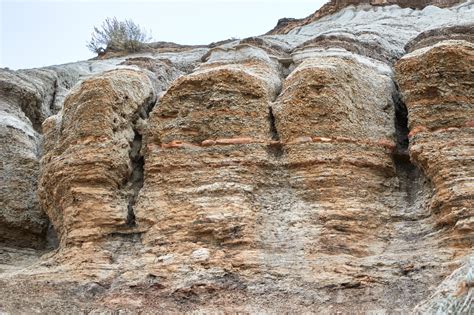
[267,0,467,35]
[396,36,473,250]
[0,61,150,248]
[39,69,156,244]
[0,68,62,248]
[137,46,282,263]
[395,30,474,314]
[273,54,396,259]
[0,0,473,313]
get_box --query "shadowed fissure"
[392,90,419,203]
[125,94,156,228]
[49,78,58,112]
[392,90,418,184]
[391,88,432,218]
[126,130,144,227]
[267,106,284,158]
[34,79,60,249]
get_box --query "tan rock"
[396,39,474,251]
[0,3,473,314]
[38,69,155,244]
[131,47,282,280]
[270,54,400,273]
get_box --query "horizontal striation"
[396,39,473,250]
[38,69,156,244]
[136,46,282,274]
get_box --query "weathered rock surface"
[395,27,474,313]
[0,68,58,248]
[0,0,473,313]
[0,106,45,248]
[39,69,156,244]
[414,257,473,313]
[0,50,204,249]
[396,37,473,251]
[267,0,468,35]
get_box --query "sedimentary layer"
[0,1,473,313]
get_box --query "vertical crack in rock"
[391,89,431,218]
[392,90,418,205]
[125,94,156,228]
[392,90,416,196]
[46,223,59,249]
[268,106,280,141]
[49,78,58,113]
[393,90,409,156]
[267,105,284,158]
[126,130,144,227]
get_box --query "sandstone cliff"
[0,0,473,313]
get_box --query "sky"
[0,0,326,70]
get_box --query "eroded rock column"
[271,49,398,286]
[0,69,57,248]
[136,45,282,272]
[396,38,474,251]
[39,69,155,245]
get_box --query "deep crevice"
[267,106,284,158]
[393,91,410,156]
[46,222,59,249]
[269,106,280,141]
[391,88,432,219]
[392,90,417,196]
[49,78,58,113]
[393,93,415,183]
[124,95,156,228]
[126,131,144,227]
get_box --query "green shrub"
[87,17,151,54]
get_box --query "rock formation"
[267,0,466,35]
[0,0,472,313]
[396,31,473,251]
[39,69,156,245]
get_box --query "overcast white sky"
[0,0,326,70]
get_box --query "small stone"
[191,248,210,261]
